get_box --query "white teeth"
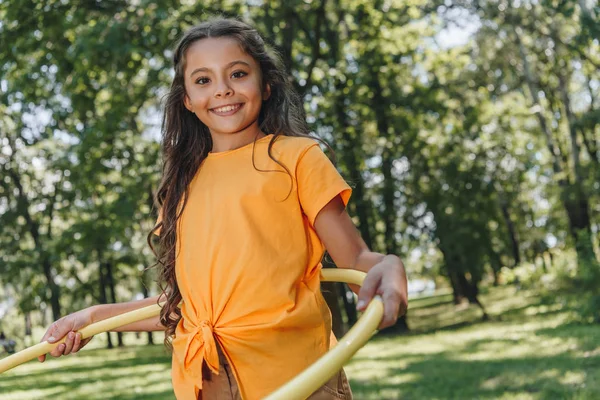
[213,104,238,113]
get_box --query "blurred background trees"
[1,0,598,346]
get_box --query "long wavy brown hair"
[147,17,320,348]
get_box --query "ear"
[262,83,271,101]
[183,94,193,113]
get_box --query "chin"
[217,127,246,134]
[210,129,245,136]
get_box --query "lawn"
[0,285,598,399]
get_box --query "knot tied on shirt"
[174,318,220,378]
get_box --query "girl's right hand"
[37,307,95,362]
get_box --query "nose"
[214,82,233,98]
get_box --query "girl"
[37,18,408,400]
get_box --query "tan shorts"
[199,346,353,400]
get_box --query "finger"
[39,324,58,361]
[63,332,75,355]
[356,272,381,311]
[379,312,398,329]
[379,290,401,329]
[46,319,72,344]
[80,336,93,349]
[39,323,57,344]
[50,343,66,358]
[72,332,82,353]
[398,296,408,317]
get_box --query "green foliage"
[0,0,599,340]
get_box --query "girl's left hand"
[356,256,408,329]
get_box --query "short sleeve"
[296,144,352,225]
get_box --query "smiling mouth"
[210,103,244,116]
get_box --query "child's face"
[183,37,270,138]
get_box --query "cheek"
[239,78,264,98]
[187,90,209,109]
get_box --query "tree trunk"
[339,283,357,327]
[105,261,124,347]
[456,272,488,320]
[370,66,409,333]
[24,312,32,337]
[581,75,599,165]
[500,200,521,266]
[565,197,596,265]
[516,33,563,176]
[334,77,375,249]
[322,258,346,337]
[440,246,465,304]
[261,0,274,35]
[140,272,155,345]
[447,269,465,305]
[556,58,596,265]
[325,4,375,331]
[371,74,398,254]
[98,256,113,349]
[518,32,596,267]
[279,8,296,76]
[489,250,503,286]
[40,303,48,327]
[580,125,599,165]
[6,160,62,321]
[42,257,62,321]
[321,281,345,337]
[558,71,583,188]
[440,243,487,318]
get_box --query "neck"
[209,122,266,153]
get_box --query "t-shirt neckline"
[206,134,273,159]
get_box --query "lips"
[210,103,244,116]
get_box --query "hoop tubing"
[0,269,384,400]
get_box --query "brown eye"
[231,71,247,79]
[196,77,210,85]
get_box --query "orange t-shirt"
[166,134,352,399]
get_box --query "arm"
[90,294,167,332]
[314,195,408,329]
[39,294,167,362]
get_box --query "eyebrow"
[189,60,251,77]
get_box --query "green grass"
[1,285,598,399]
[346,286,600,399]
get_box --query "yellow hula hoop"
[265,269,384,400]
[0,269,384,399]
